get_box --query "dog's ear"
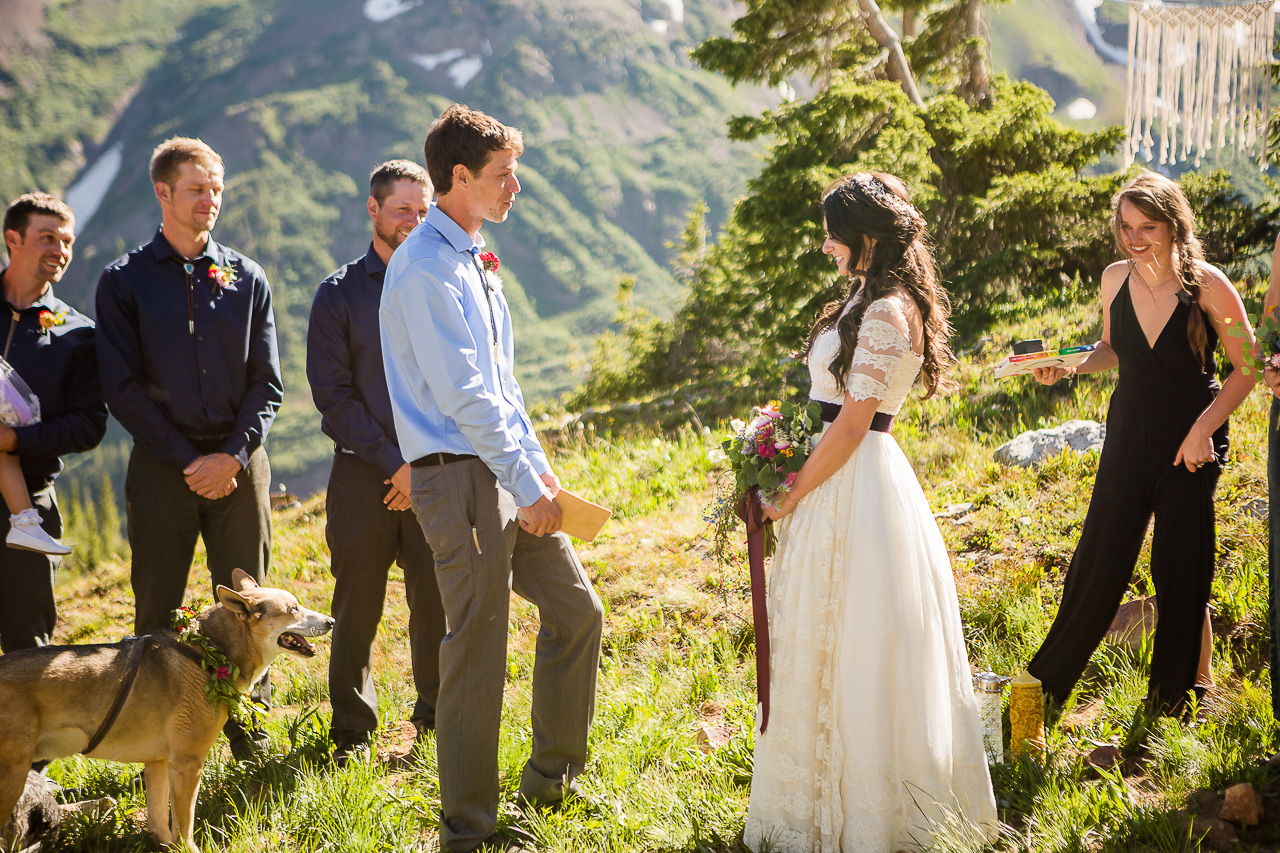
[231,568,259,592]
[216,585,253,620]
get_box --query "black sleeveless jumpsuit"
[1028,277,1227,713]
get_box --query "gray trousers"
[410,458,603,853]
[125,442,272,708]
[326,451,445,746]
[0,486,60,653]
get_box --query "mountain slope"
[2,0,771,491]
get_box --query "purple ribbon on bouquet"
[736,488,772,732]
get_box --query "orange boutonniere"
[38,309,67,332]
[208,263,238,292]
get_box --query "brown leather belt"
[818,401,894,432]
[410,452,479,468]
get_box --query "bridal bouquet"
[1237,311,1280,376]
[707,399,823,561]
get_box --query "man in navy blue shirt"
[0,192,107,652]
[95,138,283,757]
[307,160,445,766]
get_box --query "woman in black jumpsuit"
[1026,172,1255,715]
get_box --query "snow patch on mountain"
[1074,0,1127,65]
[448,56,484,88]
[65,142,123,235]
[363,0,421,23]
[411,49,466,71]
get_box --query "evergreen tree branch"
[853,0,924,106]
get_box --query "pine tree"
[573,0,1275,408]
[97,471,125,558]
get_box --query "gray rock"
[1191,815,1239,852]
[1104,596,1157,655]
[1086,744,1123,771]
[1220,782,1263,827]
[1243,497,1268,521]
[1,771,61,852]
[933,502,975,519]
[994,420,1105,468]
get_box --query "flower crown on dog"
[172,605,261,722]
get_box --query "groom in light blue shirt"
[380,104,603,853]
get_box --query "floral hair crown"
[848,172,924,234]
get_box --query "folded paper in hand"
[555,489,612,541]
[518,489,612,541]
[993,345,1095,379]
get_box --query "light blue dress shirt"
[380,205,550,508]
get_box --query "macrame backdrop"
[1125,0,1274,166]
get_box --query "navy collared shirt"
[0,271,107,491]
[307,244,406,478]
[94,228,283,471]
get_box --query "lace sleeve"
[845,297,913,403]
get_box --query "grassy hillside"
[987,0,1126,131]
[38,285,1280,852]
[2,0,770,495]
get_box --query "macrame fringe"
[1125,0,1273,167]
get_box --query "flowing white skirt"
[743,431,997,852]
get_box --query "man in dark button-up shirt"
[94,137,282,758]
[307,159,445,766]
[0,192,107,652]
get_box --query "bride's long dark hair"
[803,172,954,398]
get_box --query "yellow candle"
[1009,670,1045,757]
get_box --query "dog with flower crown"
[0,569,333,852]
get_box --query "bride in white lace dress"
[743,173,996,852]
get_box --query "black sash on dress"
[818,401,894,432]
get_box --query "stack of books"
[993,345,1095,378]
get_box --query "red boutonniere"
[209,263,238,292]
[38,309,67,332]
[479,252,499,274]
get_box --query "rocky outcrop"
[994,420,1105,468]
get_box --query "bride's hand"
[762,494,796,522]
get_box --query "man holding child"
[0,192,106,652]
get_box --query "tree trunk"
[854,0,924,107]
[960,0,991,103]
[903,8,918,39]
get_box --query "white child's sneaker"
[7,508,71,555]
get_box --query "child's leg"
[0,453,32,514]
[1,454,68,555]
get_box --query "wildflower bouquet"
[708,399,823,561]
[1239,310,1280,376]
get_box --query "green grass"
[33,286,1280,851]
